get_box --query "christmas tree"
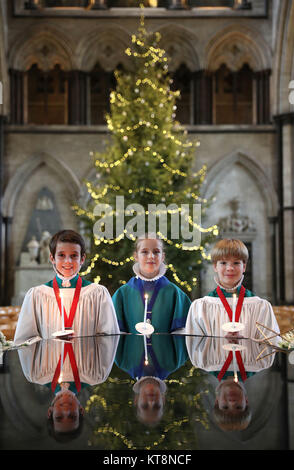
[73,11,218,297]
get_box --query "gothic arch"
[2,153,81,218]
[9,24,74,71]
[76,25,131,73]
[156,24,199,72]
[205,25,272,72]
[202,150,278,218]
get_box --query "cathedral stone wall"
[1,0,294,304]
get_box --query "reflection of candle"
[144,334,148,365]
[233,349,238,383]
[232,293,237,327]
[60,292,65,331]
[144,294,148,325]
[59,341,65,383]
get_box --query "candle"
[232,293,237,328]
[59,341,65,384]
[144,334,148,365]
[60,291,65,331]
[144,294,148,325]
[233,349,238,383]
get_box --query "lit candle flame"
[144,294,148,324]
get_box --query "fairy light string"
[76,9,217,293]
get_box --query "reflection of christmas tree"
[86,363,210,451]
[73,11,218,295]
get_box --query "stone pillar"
[193,70,212,124]
[282,122,294,303]
[3,216,13,305]
[268,216,278,305]
[0,116,4,305]
[68,71,87,125]
[274,113,294,304]
[9,70,24,125]
[255,70,271,124]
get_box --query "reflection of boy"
[186,334,277,432]
[214,378,251,431]
[115,334,188,426]
[133,377,167,427]
[17,335,119,441]
[47,383,84,440]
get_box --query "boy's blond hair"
[211,239,249,264]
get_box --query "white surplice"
[186,335,276,374]
[14,283,120,346]
[17,335,119,386]
[185,295,280,340]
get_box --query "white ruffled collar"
[213,274,244,293]
[133,376,167,394]
[132,262,167,282]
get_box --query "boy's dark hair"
[49,230,86,258]
[47,411,84,443]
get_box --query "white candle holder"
[222,322,245,333]
[52,328,74,338]
[222,343,247,352]
[135,322,154,335]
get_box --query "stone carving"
[39,231,51,265]
[36,195,54,211]
[27,236,40,265]
[218,198,256,234]
[21,231,52,266]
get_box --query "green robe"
[115,333,188,380]
[112,276,191,333]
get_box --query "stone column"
[9,70,24,125]
[3,216,13,305]
[274,113,294,304]
[268,216,278,305]
[255,70,271,124]
[193,70,212,124]
[68,71,87,125]
[0,115,4,304]
[282,121,294,303]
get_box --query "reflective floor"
[0,333,293,452]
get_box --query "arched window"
[27,63,68,124]
[213,63,253,124]
[171,64,193,124]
